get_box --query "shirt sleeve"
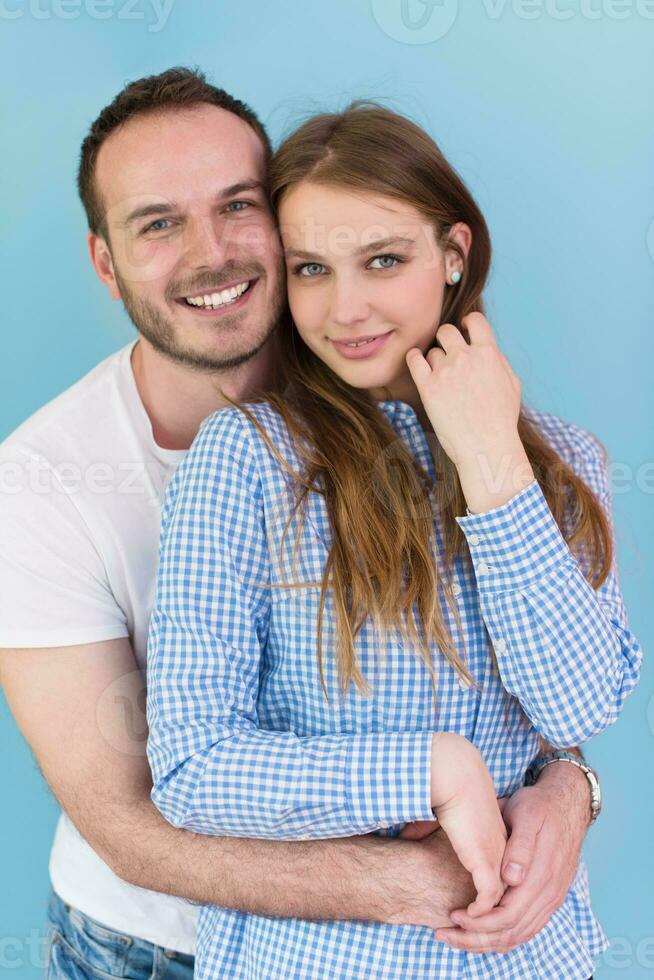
[0,445,128,648]
[455,430,643,747]
[146,409,434,840]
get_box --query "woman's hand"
[405,312,522,470]
[430,733,507,917]
[434,763,591,953]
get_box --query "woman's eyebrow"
[284,235,418,261]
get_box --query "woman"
[146,103,642,979]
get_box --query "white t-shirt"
[0,339,198,954]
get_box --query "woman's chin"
[345,375,395,395]
[329,362,398,392]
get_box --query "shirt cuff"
[345,730,435,831]
[455,478,573,593]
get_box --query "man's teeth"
[185,281,250,308]
[346,337,377,348]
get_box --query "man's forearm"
[103,794,458,925]
[533,746,591,831]
[0,638,463,926]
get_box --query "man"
[0,67,598,979]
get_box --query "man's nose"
[183,215,232,269]
[329,279,371,328]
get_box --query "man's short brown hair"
[78,66,272,238]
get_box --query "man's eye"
[368,254,402,270]
[142,218,173,234]
[294,263,327,277]
[225,201,251,213]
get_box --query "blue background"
[1,0,652,975]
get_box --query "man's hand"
[433,760,590,953]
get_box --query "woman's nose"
[329,280,371,327]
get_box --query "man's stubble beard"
[114,265,287,373]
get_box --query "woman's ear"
[445,222,472,281]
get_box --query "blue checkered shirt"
[147,400,642,979]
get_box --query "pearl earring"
[450,270,462,284]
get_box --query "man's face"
[93,104,285,371]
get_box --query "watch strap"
[524,749,601,824]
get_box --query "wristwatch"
[524,749,602,825]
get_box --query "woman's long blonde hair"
[228,102,613,701]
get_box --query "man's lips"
[173,278,258,315]
[177,276,255,301]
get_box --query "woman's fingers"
[405,347,432,387]
[466,864,506,917]
[461,312,499,349]
[426,347,444,369]
[451,895,520,932]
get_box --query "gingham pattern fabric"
[147,400,642,979]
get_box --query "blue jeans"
[45,889,194,979]
[44,888,594,980]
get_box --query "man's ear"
[88,231,121,300]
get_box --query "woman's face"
[278,181,468,401]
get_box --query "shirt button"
[477,560,490,575]
[495,638,507,653]
[451,582,462,597]
[468,533,481,546]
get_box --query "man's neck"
[130,335,278,451]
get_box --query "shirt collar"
[375,399,421,427]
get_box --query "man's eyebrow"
[121,181,267,227]
[284,235,418,260]
[122,202,177,226]
[220,179,267,198]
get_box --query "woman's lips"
[330,330,393,359]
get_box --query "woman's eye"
[295,263,327,277]
[368,254,402,270]
[143,218,173,233]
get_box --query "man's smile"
[174,278,258,315]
